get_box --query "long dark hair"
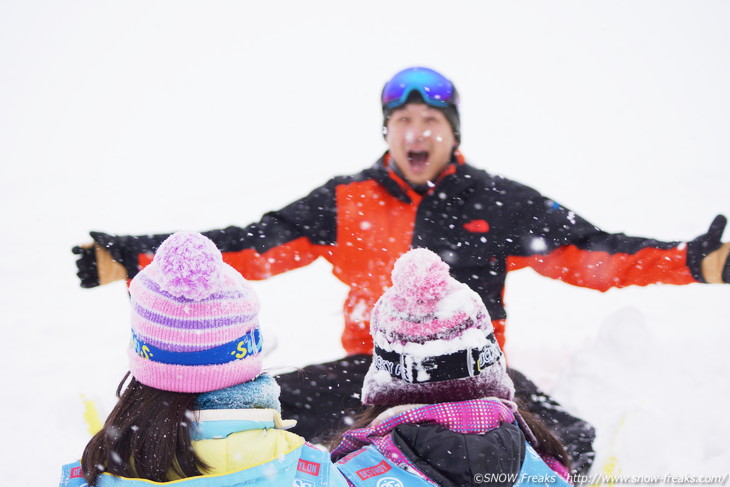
[81,372,209,486]
[330,403,570,470]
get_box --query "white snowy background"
[1,1,729,485]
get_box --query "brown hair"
[81,373,209,486]
[518,408,571,469]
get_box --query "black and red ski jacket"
[99,152,701,355]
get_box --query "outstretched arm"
[507,191,730,290]
[72,182,339,287]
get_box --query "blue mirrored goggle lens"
[381,67,458,109]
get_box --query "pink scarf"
[331,398,570,481]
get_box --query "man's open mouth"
[407,151,429,171]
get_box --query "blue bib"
[60,443,345,487]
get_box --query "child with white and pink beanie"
[332,248,573,487]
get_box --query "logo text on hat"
[476,344,501,371]
[373,355,411,382]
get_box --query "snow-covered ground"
[1,2,729,485]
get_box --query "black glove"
[71,244,99,288]
[687,214,730,283]
[71,232,125,288]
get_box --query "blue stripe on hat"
[131,327,263,366]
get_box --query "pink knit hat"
[361,248,514,406]
[128,232,263,393]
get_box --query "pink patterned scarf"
[331,398,570,481]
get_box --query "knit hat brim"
[128,349,264,393]
[361,358,514,406]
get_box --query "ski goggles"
[381,67,459,110]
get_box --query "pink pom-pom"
[391,248,450,303]
[154,232,223,300]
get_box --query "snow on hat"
[128,232,263,393]
[361,248,514,406]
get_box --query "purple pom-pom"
[391,248,450,303]
[154,232,223,300]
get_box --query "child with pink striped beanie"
[128,231,263,392]
[60,232,346,487]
